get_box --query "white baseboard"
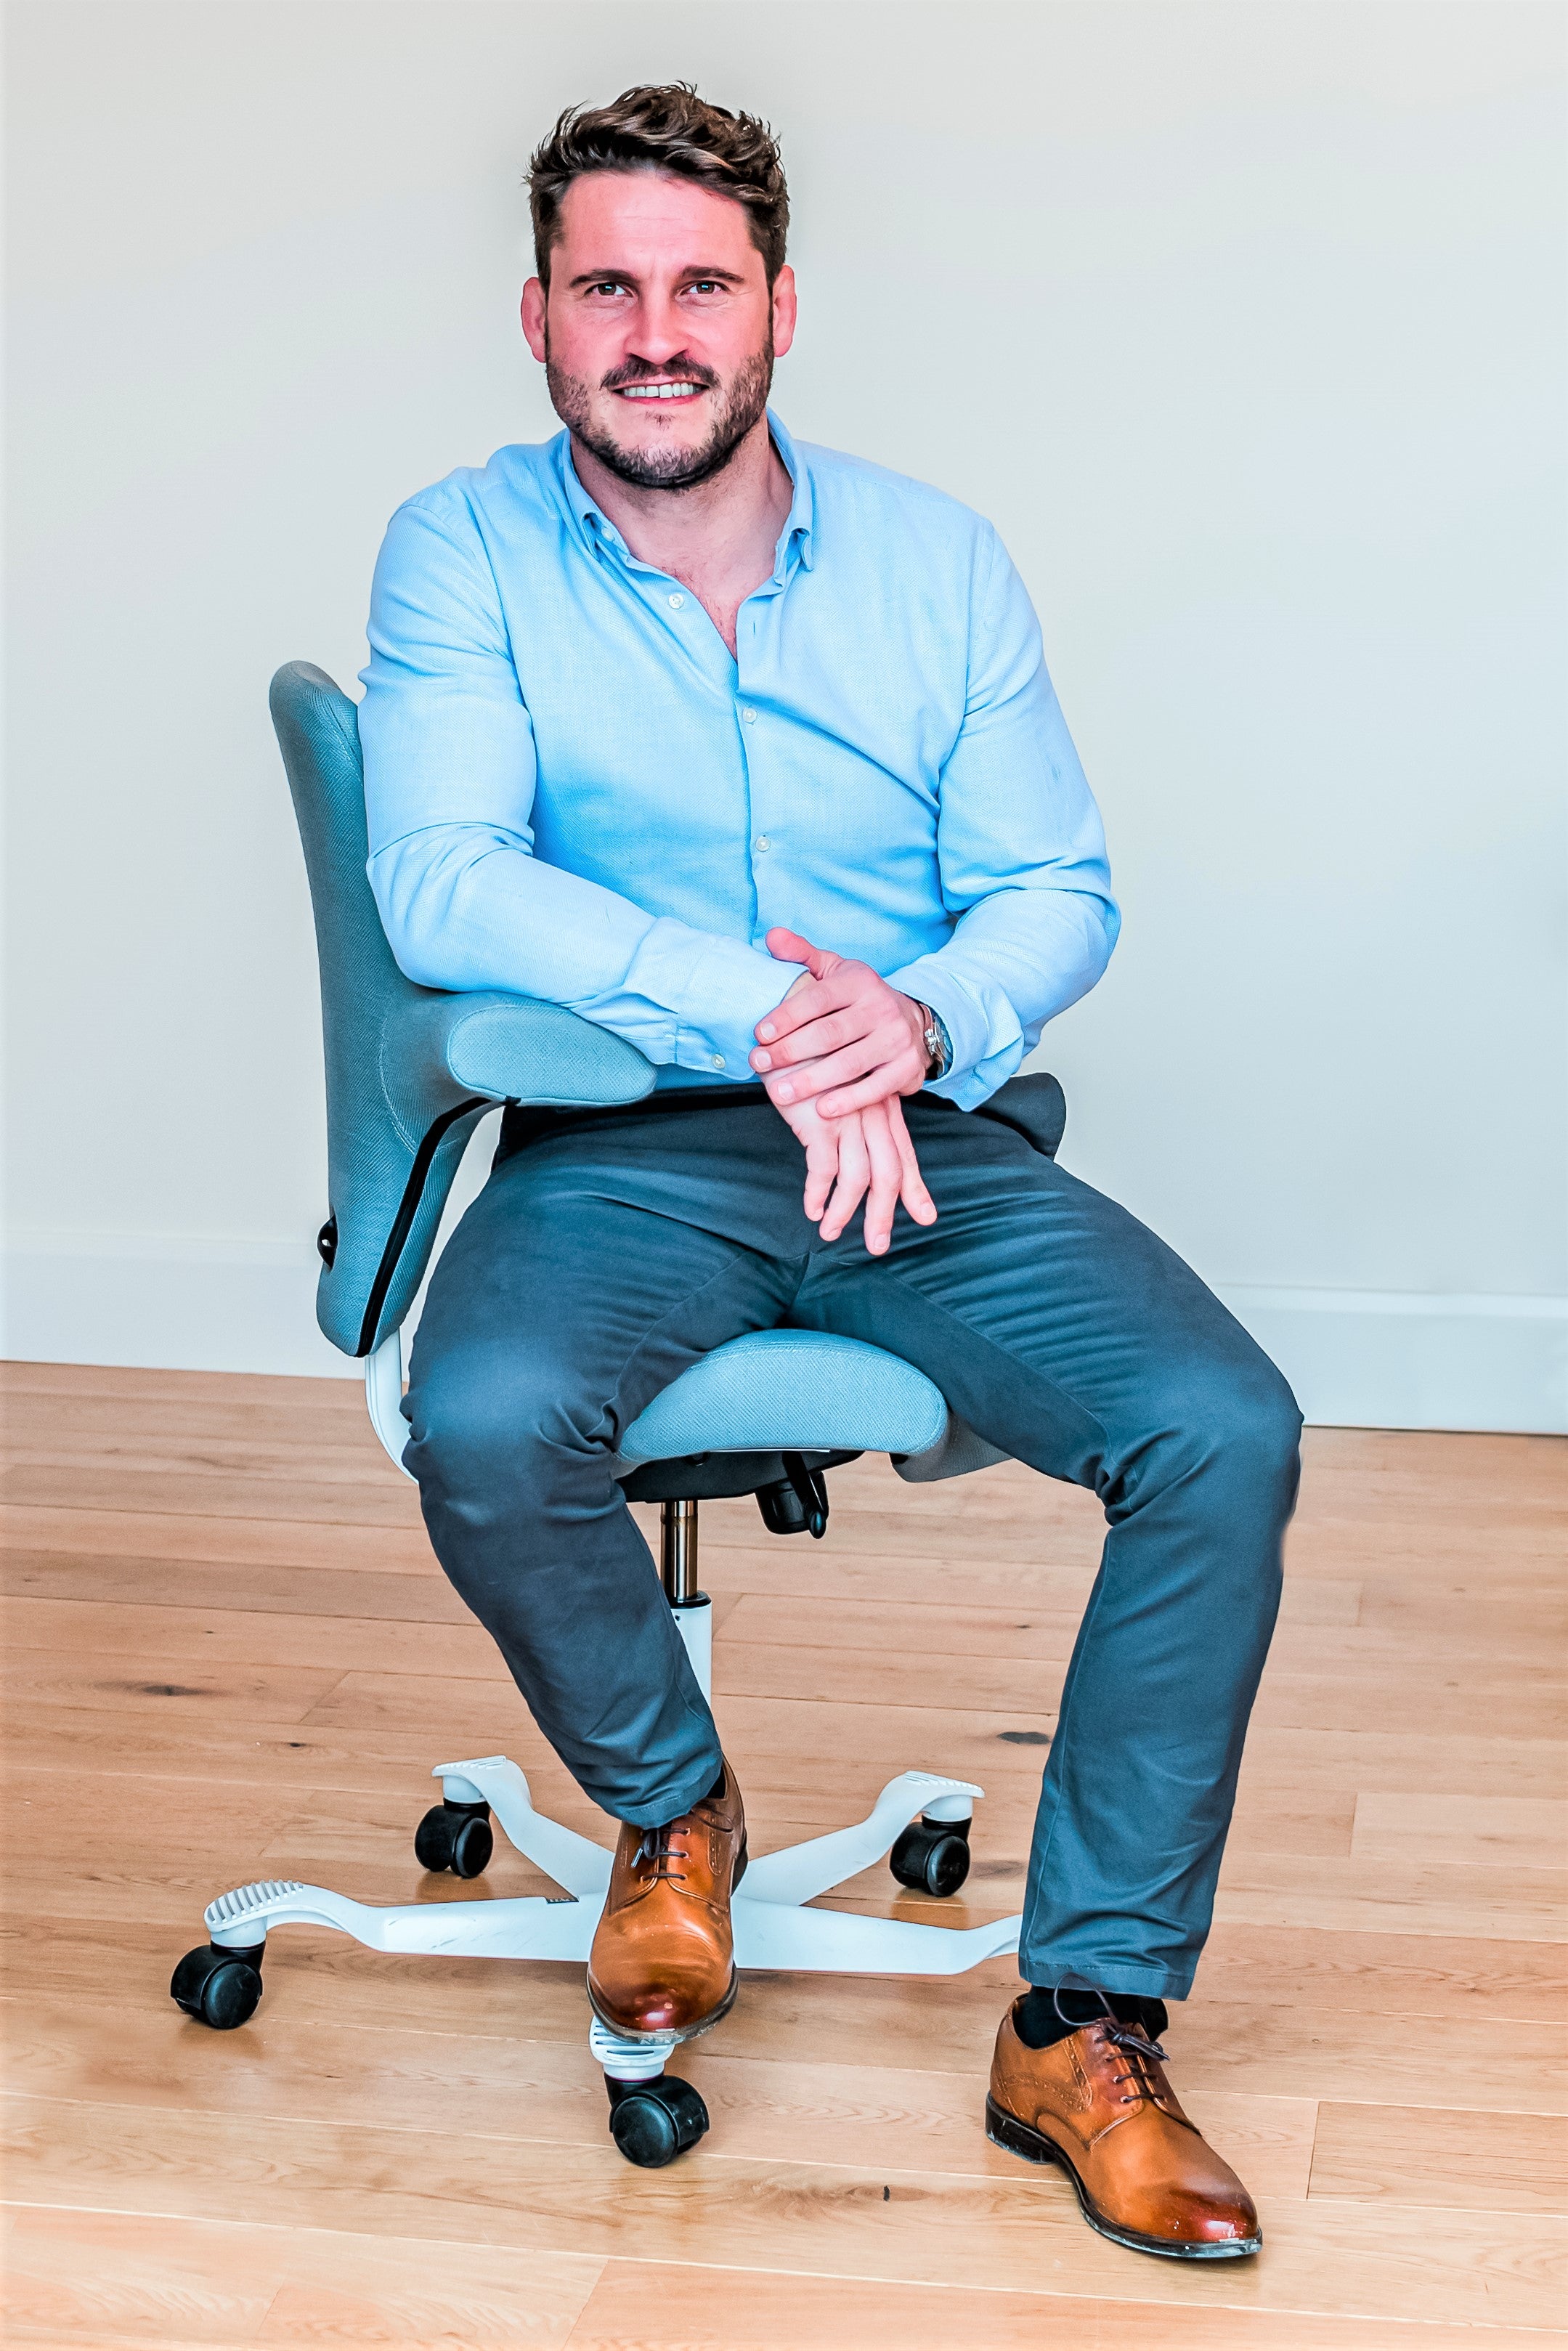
[1216,1285,1567,1435]
[0,1235,357,1381]
[2,1237,1564,1432]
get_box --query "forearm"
[370,823,805,1079]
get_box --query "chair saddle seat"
[617,1330,948,1467]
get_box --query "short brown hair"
[527,84,789,289]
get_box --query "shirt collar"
[553,408,814,579]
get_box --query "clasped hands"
[747,926,937,1256]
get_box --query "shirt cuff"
[673,935,808,1080]
[884,957,1026,1109]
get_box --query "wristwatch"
[917,1002,952,1081]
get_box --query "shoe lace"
[630,1824,689,1885]
[1052,1974,1169,2108]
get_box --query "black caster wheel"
[170,1940,264,2029]
[606,2073,710,2167]
[414,1798,493,1879]
[890,1814,971,1898]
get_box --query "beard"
[547,341,774,492]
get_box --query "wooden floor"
[1,1360,1564,2347]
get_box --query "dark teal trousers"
[403,1087,1301,2002]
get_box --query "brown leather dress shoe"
[987,1996,1262,2259]
[587,1760,747,2042]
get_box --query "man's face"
[521,170,795,492]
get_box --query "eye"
[588,280,625,298]
[689,280,724,296]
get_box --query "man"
[359,84,1301,2261]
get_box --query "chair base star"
[171,1333,1023,2167]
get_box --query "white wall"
[4,0,1564,1429]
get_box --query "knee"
[1180,1349,1302,1511]
[403,1341,606,1501]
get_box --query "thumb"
[766,925,837,978]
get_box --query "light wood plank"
[0,1593,513,1680]
[0,1463,426,1528]
[1352,1792,1568,1870]
[1,2204,603,2346]
[1,1503,439,1575]
[566,2259,1563,2349]
[1211,1849,1567,1945]
[1310,2102,1568,2214]
[0,1548,466,1622]
[0,1649,347,1723]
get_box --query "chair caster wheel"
[414,1799,493,1878]
[890,1814,971,1897]
[170,1941,264,2029]
[606,2073,710,2167]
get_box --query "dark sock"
[701,1762,727,1804]
[1014,1984,1170,2051]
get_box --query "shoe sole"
[587,1837,747,2047]
[984,2095,1262,2261]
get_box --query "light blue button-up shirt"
[359,415,1118,1109]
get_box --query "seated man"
[359,83,1301,2262]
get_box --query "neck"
[569,414,794,651]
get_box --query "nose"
[625,287,691,369]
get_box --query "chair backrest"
[271,661,653,1356]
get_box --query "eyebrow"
[565,265,747,289]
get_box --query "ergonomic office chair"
[169,662,1068,2169]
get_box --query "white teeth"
[620,383,700,399]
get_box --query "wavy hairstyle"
[527,83,789,288]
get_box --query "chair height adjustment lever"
[755,1453,830,1540]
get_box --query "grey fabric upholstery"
[617,1329,948,1463]
[272,662,654,1355]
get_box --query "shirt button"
[667,592,685,609]
[741,705,757,724]
[711,1052,726,1069]
[755,835,772,853]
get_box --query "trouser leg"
[402,1131,796,1827]
[798,1100,1303,2001]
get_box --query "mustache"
[600,354,720,392]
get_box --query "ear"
[771,264,797,362]
[520,277,548,363]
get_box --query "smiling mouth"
[614,382,704,402]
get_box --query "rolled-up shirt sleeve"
[359,495,803,1076]
[885,527,1119,1109]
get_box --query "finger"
[755,975,842,1047]
[759,1034,894,1099]
[765,927,835,975]
[858,1103,903,1256]
[886,1095,938,1225]
[752,1011,854,1072]
[813,1051,929,1117]
[801,1132,839,1224]
[818,1116,871,1243]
